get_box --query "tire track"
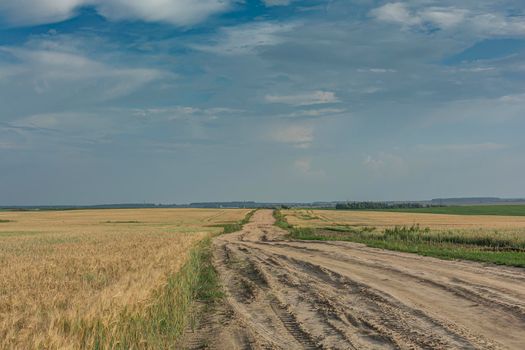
[184,210,525,350]
[258,240,525,319]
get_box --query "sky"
[0,0,524,205]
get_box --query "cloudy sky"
[1,0,524,205]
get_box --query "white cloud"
[420,8,467,29]
[362,86,384,94]
[499,93,525,103]
[370,3,467,29]
[417,143,508,152]
[130,106,242,122]
[358,68,397,73]
[447,66,496,73]
[0,0,84,26]
[370,3,525,36]
[193,22,295,55]
[467,12,525,37]
[96,0,230,26]
[370,3,420,26]
[263,0,293,7]
[10,112,116,136]
[269,124,313,148]
[0,45,164,100]
[285,108,347,118]
[265,91,339,106]
[0,0,231,26]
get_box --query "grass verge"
[273,209,293,230]
[69,211,257,349]
[68,236,220,349]
[222,209,257,233]
[276,210,525,268]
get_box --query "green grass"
[379,205,525,216]
[273,209,293,230]
[0,219,14,223]
[277,210,525,267]
[221,209,256,234]
[291,226,525,267]
[68,236,221,349]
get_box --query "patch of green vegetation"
[381,205,525,216]
[278,210,525,267]
[222,223,243,234]
[273,209,293,230]
[0,231,41,238]
[0,219,14,223]
[70,236,221,349]
[221,209,256,234]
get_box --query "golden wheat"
[0,208,249,349]
[285,209,525,230]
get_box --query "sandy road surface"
[184,210,525,349]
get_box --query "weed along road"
[185,209,525,349]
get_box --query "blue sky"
[1,0,524,205]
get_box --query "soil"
[183,210,525,349]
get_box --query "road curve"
[184,209,525,350]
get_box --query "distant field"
[285,209,525,230]
[0,208,250,349]
[381,205,525,216]
[282,209,525,267]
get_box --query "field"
[2,208,524,349]
[381,204,525,216]
[282,209,525,266]
[0,208,250,349]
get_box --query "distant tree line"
[335,202,438,210]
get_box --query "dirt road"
[184,210,525,349]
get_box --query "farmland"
[282,209,525,266]
[381,204,525,216]
[2,207,524,349]
[0,208,250,349]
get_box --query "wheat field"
[0,208,249,349]
[285,209,525,230]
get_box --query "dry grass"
[285,209,525,230]
[0,208,249,349]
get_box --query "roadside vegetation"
[0,208,252,349]
[76,210,256,349]
[273,209,293,230]
[277,210,525,267]
[222,209,256,233]
[72,237,220,349]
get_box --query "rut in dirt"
[183,210,525,350]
